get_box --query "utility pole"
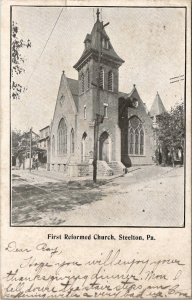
[93,9,109,183]
[29,127,32,172]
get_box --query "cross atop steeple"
[96,8,100,22]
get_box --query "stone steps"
[96,160,113,176]
[107,161,126,175]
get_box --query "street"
[11,165,184,227]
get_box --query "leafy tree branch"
[11,21,31,100]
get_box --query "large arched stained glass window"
[128,116,144,155]
[57,118,67,155]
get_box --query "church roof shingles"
[150,92,166,117]
[66,77,79,109]
[74,19,124,70]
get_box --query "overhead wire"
[25,7,64,89]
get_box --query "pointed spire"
[73,9,124,70]
[150,92,166,117]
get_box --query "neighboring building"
[38,125,50,150]
[38,125,50,165]
[13,130,40,169]
[150,92,167,164]
[150,91,167,128]
[48,10,155,176]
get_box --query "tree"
[155,101,184,165]
[12,129,40,168]
[11,21,31,100]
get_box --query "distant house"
[38,125,50,150]
[38,125,50,165]
[12,130,40,169]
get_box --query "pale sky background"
[11,6,185,132]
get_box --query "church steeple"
[73,10,124,71]
[150,92,166,117]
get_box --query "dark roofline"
[74,48,124,70]
[38,136,50,142]
[39,125,50,131]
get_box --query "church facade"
[48,11,155,176]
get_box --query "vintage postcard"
[1,0,191,298]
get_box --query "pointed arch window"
[84,105,87,120]
[57,118,67,155]
[108,70,113,91]
[135,128,139,155]
[70,128,75,154]
[99,67,104,89]
[129,128,134,154]
[128,116,145,155]
[140,129,144,155]
[52,135,55,157]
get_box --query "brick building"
[48,11,155,176]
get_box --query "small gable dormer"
[84,34,91,50]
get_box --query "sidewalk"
[12,167,125,186]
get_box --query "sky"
[11,6,185,132]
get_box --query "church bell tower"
[73,9,124,121]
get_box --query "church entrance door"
[99,132,111,162]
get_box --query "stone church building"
[48,11,156,176]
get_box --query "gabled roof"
[150,92,166,117]
[66,77,79,109]
[118,85,151,115]
[74,18,124,70]
[118,84,137,100]
[67,78,78,96]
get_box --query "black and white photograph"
[1,2,191,299]
[11,6,185,227]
